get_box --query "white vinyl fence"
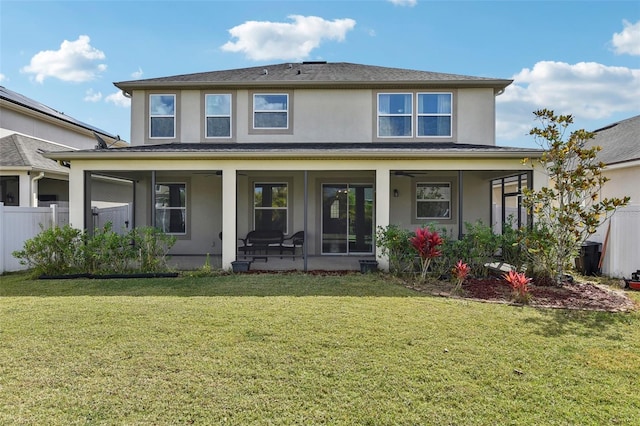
[1,202,131,274]
[592,204,640,279]
[0,203,69,273]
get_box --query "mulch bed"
[408,277,638,312]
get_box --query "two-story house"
[1,86,126,208]
[46,62,546,271]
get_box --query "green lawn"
[1,272,639,425]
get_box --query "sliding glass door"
[322,184,374,254]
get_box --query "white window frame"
[253,182,288,234]
[155,182,187,235]
[416,182,451,220]
[377,92,413,138]
[253,93,289,130]
[417,92,453,137]
[149,94,176,139]
[205,94,232,139]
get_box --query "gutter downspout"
[31,172,45,207]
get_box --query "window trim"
[149,94,177,139]
[248,91,294,135]
[377,92,414,139]
[253,181,289,234]
[155,182,187,236]
[415,181,452,220]
[203,93,234,140]
[417,92,453,138]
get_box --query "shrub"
[503,270,532,304]
[410,227,443,281]
[446,221,500,278]
[452,260,470,294]
[131,227,176,273]
[12,225,85,277]
[376,225,416,275]
[13,224,176,276]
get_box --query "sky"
[1,0,638,148]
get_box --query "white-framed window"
[416,182,451,219]
[155,183,186,235]
[253,94,288,129]
[417,93,452,137]
[205,94,231,138]
[149,94,176,138]
[254,182,288,233]
[377,93,413,137]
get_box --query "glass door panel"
[322,185,348,253]
[322,184,374,254]
[348,185,374,253]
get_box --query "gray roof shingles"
[0,133,73,173]
[586,115,640,165]
[115,62,512,90]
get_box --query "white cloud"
[131,67,144,79]
[612,20,640,56]
[84,88,102,102]
[221,15,356,61]
[21,35,107,83]
[388,0,417,6]
[497,61,640,143]
[105,91,131,107]
[0,73,6,82]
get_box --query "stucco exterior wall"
[457,88,496,145]
[129,88,498,146]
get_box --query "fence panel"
[0,204,69,273]
[601,204,640,279]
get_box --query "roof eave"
[44,148,543,161]
[114,79,513,96]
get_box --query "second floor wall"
[129,87,498,146]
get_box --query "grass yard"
[1,272,639,425]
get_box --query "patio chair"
[280,231,304,260]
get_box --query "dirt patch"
[406,277,638,312]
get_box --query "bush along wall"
[12,223,177,278]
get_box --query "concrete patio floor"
[167,254,378,272]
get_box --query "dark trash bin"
[576,241,601,276]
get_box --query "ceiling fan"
[393,171,428,178]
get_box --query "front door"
[321,184,374,254]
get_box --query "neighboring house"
[0,86,127,208]
[584,115,640,278]
[45,62,547,270]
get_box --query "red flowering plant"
[452,260,470,294]
[410,227,443,281]
[503,270,532,304]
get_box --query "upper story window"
[417,93,452,137]
[416,182,451,219]
[378,93,413,137]
[205,94,231,138]
[253,94,288,129]
[149,94,176,138]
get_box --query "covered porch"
[51,143,545,272]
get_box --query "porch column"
[221,166,237,270]
[67,166,85,230]
[375,166,391,271]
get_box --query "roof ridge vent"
[302,61,327,64]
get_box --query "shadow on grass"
[0,271,425,298]
[523,307,638,340]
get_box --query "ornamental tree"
[522,109,629,285]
